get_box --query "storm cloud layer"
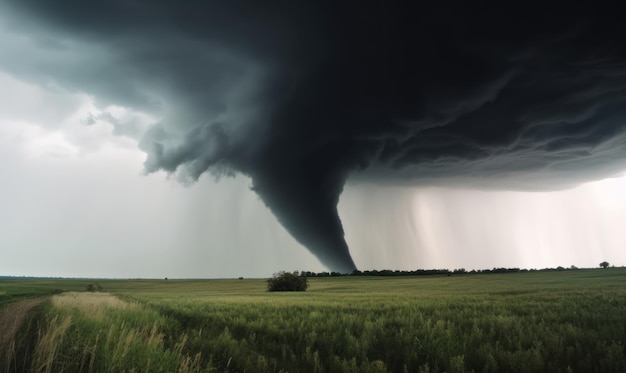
[2,2,626,272]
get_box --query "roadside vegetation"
[1,268,625,372]
[2,291,210,372]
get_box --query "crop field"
[1,269,625,372]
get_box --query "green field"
[1,269,625,372]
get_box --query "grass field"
[1,269,625,372]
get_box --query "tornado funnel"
[251,168,357,273]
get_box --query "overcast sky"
[1,2,625,278]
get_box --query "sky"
[1,2,625,278]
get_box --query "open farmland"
[1,269,625,372]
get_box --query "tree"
[86,282,102,292]
[267,271,309,292]
[600,261,610,269]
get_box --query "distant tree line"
[297,265,610,278]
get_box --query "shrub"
[86,282,103,292]
[267,271,309,292]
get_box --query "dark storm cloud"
[3,1,626,272]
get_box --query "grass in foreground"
[3,292,210,372]
[1,268,625,372]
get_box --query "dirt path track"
[0,298,46,350]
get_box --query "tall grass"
[3,269,626,372]
[7,292,212,373]
[120,270,626,373]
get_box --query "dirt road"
[0,298,46,350]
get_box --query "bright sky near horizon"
[2,2,626,278]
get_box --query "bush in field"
[86,282,103,292]
[267,271,308,292]
[600,261,610,269]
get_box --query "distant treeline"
[300,265,591,277]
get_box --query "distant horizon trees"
[290,265,616,278]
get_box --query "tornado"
[249,160,357,273]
